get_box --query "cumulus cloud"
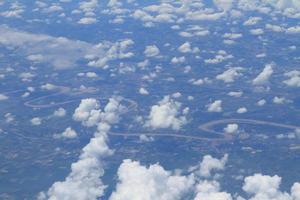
[198,154,228,178]
[110,159,195,200]
[283,70,300,87]
[139,87,149,95]
[53,108,66,117]
[41,97,124,200]
[145,96,188,130]
[54,127,78,139]
[0,94,9,101]
[241,173,299,200]
[0,25,133,70]
[216,67,242,83]
[31,117,42,126]
[194,180,232,200]
[207,100,223,112]
[252,64,274,85]
[144,45,160,57]
[224,124,239,134]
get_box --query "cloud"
[139,87,149,95]
[145,96,188,130]
[0,25,133,70]
[216,68,242,83]
[194,180,233,200]
[213,0,234,11]
[198,154,228,178]
[144,45,160,57]
[0,94,9,101]
[242,173,292,200]
[54,127,78,139]
[41,98,124,200]
[31,117,42,126]
[207,100,223,112]
[283,70,300,87]
[109,159,195,200]
[224,124,239,134]
[178,42,192,53]
[78,17,97,24]
[53,108,66,117]
[252,64,274,85]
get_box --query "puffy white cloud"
[61,127,77,138]
[145,96,188,130]
[87,39,134,68]
[73,98,101,127]
[144,45,160,57]
[243,17,262,26]
[250,28,264,35]
[41,83,57,91]
[31,117,42,126]
[178,42,192,53]
[237,107,248,114]
[283,70,300,87]
[257,99,267,106]
[228,91,243,97]
[286,26,300,34]
[78,17,97,24]
[273,96,288,104]
[53,108,66,117]
[216,68,242,83]
[291,183,300,199]
[252,64,274,85]
[109,159,195,200]
[41,98,123,200]
[242,173,292,200]
[198,154,228,178]
[139,134,154,142]
[194,180,233,200]
[207,100,223,113]
[224,124,239,134]
[0,94,8,101]
[139,87,149,95]
[213,0,234,11]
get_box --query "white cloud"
[53,108,66,117]
[228,91,243,97]
[273,96,287,104]
[283,70,300,87]
[237,107,247,114]
[0,94,8,101]
[139,134,154,142]
[139,87,149,95]
[250,28,264,35]
[207,100,223,113]
[41,98,124,200]
[198,154,228,177]
[144,45,160,57]
[216,68,242,83]
[194,180,233,200]
[55,127,78,139]
[178,42,192,53]
[257,99,267,106]
[41,83,57,91]
[145,96,188,130]
[252,64,274,85]
[213,0,234,11]
[31,117,42,126]
[109,159,195,200]
[242,173,293,200]
[78,17,97,24]
[224,124,239,134]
